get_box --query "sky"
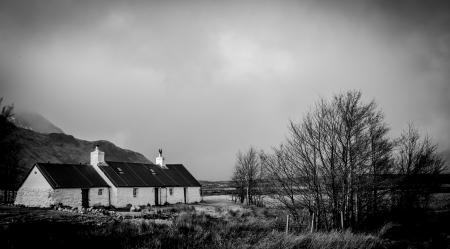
[0,0,449,180]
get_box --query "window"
[133,188,138,197]
[169,188,173,196]
[98,189,103,195]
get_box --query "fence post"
[285,214,289,235]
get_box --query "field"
[0,195,449,249]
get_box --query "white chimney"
[90,145,105,166]
[156,149,167,168]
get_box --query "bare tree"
[232,147,262,205]
[262,91,393,230]
[262,145,310,220]
[392,124,445,210]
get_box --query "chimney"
[90,145,105,166]
[155,149,167,168]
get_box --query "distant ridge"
[9,127,151,188]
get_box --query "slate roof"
[98,161,201,187]
[35,163,110,189]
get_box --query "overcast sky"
[1,0,449,180]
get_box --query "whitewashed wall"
[14,166,54,207]
[52,188,109,207]
[52,189,81,207]
[166,187,184,204]
[164,187,201,204]
[187,187,201,203]
[109,186,118,207]
[89,188,110,206]
[114,187,154,207]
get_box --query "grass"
[254,231,382,249]
[0,205,387,249]
[4,202,449,249]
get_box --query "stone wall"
[15,187,54,207]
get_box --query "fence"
[0,190,16,204]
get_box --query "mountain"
[10,112,64,134]
[8,126,151,188]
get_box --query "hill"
[10,112,64,134]
[8,127,151,187]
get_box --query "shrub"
[1,206,387,249]
[255,231,384,249]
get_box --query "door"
[184,187,187,204]
[81,189,89,208]
[154,188,159,206]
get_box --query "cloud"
[216,32,295,80]
[0,0,449,180]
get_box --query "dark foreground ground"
[0,204,449,249]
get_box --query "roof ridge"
[37,162,89,166]
[105,160,155,165]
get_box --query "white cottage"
[14,163,110,208]
[90,147,202,207]
[15,147,202,208]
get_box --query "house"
[13,163,110,207]
[14,146,202,208]
[90,147,202,207]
